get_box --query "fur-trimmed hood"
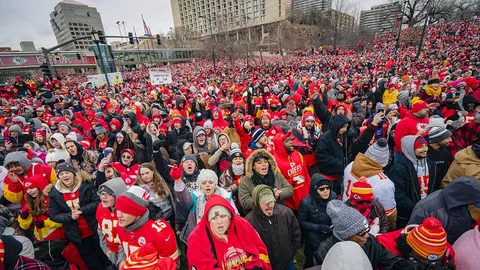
[54,170,92,194]
[245,149,277,178]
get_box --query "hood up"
[245,149,277,178]
[444,176,480,210]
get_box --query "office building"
[49,0,106,51]
[360,1,401,34]
[292,0,332,15]
[20,41,37,52]
[170,0,292,38]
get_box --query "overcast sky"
[0,0,386,50]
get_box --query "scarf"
[350,199,373,223]
[251,169,275,189]
[382,89,398,106]
[195,188,223,223]
[125,211,149,232]
[424,85,441,97]
[232,164,245,176]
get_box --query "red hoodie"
[393,111,429,153]
[211,108,229,133]
[272,133,310,210]
[187,195,272,270]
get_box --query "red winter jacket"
[272,133,310,210]
[187,195,272,270]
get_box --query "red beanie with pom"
[406,217,447,261]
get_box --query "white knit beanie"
[196,169,218,186]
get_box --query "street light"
[92,29,111,87]
[244,15,251,67]
[199,15,216,70]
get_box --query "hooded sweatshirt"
[3,152,57,203]
[402,135,429,199]
[96,178,128,254]
[187,194,271,270]
[272,133,310,210]
[50,133,70,162]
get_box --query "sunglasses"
[121,155,132,159]
[356,200,373,205]
[356,227,371,237]
[317,186,331,192]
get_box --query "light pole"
[416,6,430,59]
[116,21,123,42]
[243,14,251,67]
[199,15,216,70]
[394,0,407,58]
[92,29,111,87]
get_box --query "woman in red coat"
[187,195,272,270]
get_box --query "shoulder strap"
[205,226,219,268]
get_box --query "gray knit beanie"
[327,200,369,241]
[365,138,390,167]
[196,169,218,186]
[8,125,22,134]
[98,177,128,198]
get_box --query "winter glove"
[34,220,45,229]
[169,164,183,181]
[369,217,380,237]
[153,140,162,152]
[19,209,29,219]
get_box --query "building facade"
[292,0,332,15]
[49,0,105,51]
[20,41,36,52]
[360,1,401,34]
[170,0,292,37]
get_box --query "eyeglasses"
[121,155,132,159]
[98,192,113,198]
[317,186,331,192]
[356,227,371,237]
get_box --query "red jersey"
[62,190,93,238]
[117,219,179,262]
[110,162,139,181]
[96,204,121,253]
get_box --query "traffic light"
[128,32,134,44]
[156,34,161,45]
[97,30,106,44]
[40,63,51,79]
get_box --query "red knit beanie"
[414,137,428,150]
[116,186,150,216]
[406,217,447,261]
[411,100,427,113]
[350,177,374,201]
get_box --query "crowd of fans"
[0,18,479,270]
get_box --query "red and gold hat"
[350,177,374,201]
[406,217,447,261]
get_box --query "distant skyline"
[0,0,388,50]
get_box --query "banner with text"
[149,68,172,85]
[87,72,123,86]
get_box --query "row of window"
[69,22,89,27]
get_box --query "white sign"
[87,72,123,87]
[149,68,172,85]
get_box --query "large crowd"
[0,18,479,270]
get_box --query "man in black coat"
[313,200,421,269]
[409,176,480,244]
[387,135,440,228]
[166,117,192,161]
[245,184,301,270]
[315,114,350,193]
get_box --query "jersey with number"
[96,204,121,253]
[117,218,179,262]
[342,161,396,215]
[62,190,93,238]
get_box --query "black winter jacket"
[386,154,439,228]
[408,176,480,244]
[314,235,422,269]
[298,175,336,247]
[315,114,351,178]
[166,127,192,160]
[48,180,100,243]
[245,204,301,270]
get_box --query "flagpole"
[141,14,154,66]
[133,26,142,68]
[149,26,157,65]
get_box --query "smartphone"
[103,149,112,158]
[378,109,384,113]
